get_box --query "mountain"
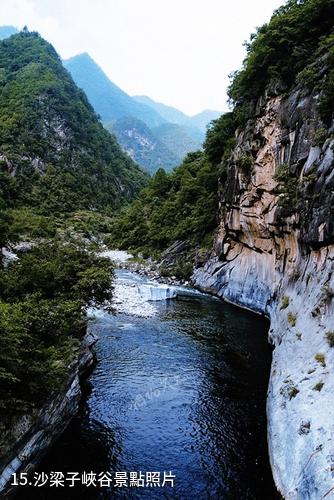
[134,95,191,126]
[106,117,180,174]
[0,31,147,214]
[152,123,202,161]
[64,53,205,173]
[63,53,165,128]
[133,95,221,132]
[189,109,222,131]
[0,26,18,40]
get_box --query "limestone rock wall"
[193,88,334,499]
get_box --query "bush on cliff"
[228,0,334,125]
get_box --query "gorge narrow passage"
[17,262,279,499]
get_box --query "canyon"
[192,85,334,499]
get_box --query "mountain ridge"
[106,116,181,174]
[63,53,166,128]
[64,52,205,172]
[0,31,148,213]
[133,94,221,132]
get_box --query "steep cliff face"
[193,86,334,499]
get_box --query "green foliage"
[312,128,329,146]
[160,260,194,280]
[0,235,114,427]
[280,295,290,309]
[62,211,114,236]
[109,151,218,256]
[274,163,299,211]
[318,68,334,125]
[288,386,299,400]
[107,109,238,265]
[228,0,334,123]
[0,238,113,306]
[315,353,326,367]
[325,331,334,347]
[0,210,12,251]
[313,381,324,391]
[0,31,148,215]
[7,208,59,238]
[152,123,203,164]
[296,66,318,87]
[107,117,181,175]
[287,312,297,326]
[236,153,254,171]
[204,112,236,166]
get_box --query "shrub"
[315,353,326,367]
[0,235,114,426]
[274,164,299,211]
[288,386,300,400]
[228,0,334,111]
[236,153,254,171]
[288,312,297,327]
[325,331,334,347]
[280,295,290,309]
[319,68,334,126]
[313,381,324,392]
[290,270,301,282]
[312,128,329,147]
[296,66,318,87]
[204,112,237,166]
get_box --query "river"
[17,252,278,499]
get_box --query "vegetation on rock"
[228,0,334,126]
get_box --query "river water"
[18,256,278,499]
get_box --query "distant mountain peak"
[64,54,166,127]
[66,51,93,62]
[64,54,205,173]
[133,95,221,132]
[0,26,19,40]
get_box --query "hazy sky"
[0,0,283,115]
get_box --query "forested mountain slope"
[64,53,204,173]
[0,31,147,215]
[106,117,181,174]
[0,30,145,492]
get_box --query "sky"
[0,0,283,115]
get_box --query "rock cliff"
[0,331,97,497]
[193,86,334,499]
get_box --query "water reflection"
[16,270,278,499]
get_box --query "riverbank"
[16,261,277,499]
[100,249,191,287]
[0,331,98,497]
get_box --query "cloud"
[0,0,283,114]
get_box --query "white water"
[112,271,179,317]
[137,283,178,301]
[98,249,207,318]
